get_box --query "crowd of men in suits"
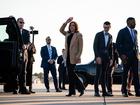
[40,17,140,97]
[94,17,140,97]
[8,16,140,97]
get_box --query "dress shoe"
[108,91,112,94]
[128,92,134,96]
[30,90,36,93]
[79,90,84,97]
[19,88,31,94]
[66,93,76,97]
[13,90,18,94]
[94,92,100,97]
[56,89,62,92]
[47,89,50,92]
[122,93,128,97]
[20,90,31,94]
[107,92,114,96]
[102,93,113,97]
[19,88,30,94]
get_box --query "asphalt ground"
[0,83,140,105]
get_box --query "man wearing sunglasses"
[14,17,31,94]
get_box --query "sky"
[0,0,140,73]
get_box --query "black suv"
[0,17,24,90]
[75,60,123,88]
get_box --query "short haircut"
[46,36,51,41]
[104,21,111,25]
[126,17,135,23]
[17,17,24,22]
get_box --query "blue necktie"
[48,46,52,59]
[130,29,135,42]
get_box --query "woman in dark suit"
[60,17,85,97]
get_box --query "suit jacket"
[60,23,83,64]
[57,55,65,71]
[93,31,113,60]
[65,32,83,64]
[22,29,30,44]
[116,27,138,58]
[40,45,58,68]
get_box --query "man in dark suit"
[116,17,140,97]
[57,49,67,90]
[16,17,31,94]
[93,21,113,97]
[40,36,61,92]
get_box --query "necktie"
[105,32,108,35]
[130,29,135,42]
[48,46,52,59]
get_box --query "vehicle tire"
[77,73,88,88]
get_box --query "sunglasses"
[19,21,24,24]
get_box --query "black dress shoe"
[20,91,31,94]
[122,93,128,97]
[47,89,50,92]
[102,93,113,97]
[13,90,18,94]
[56,89,62,92]
[30,91,36,93]
[107,92,114,96]
[66,93,76,97]
[79,90,84,97]
[94,92,100,97]
[128,92,134,96]
[19,89,31,94]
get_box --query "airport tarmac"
[0,83,140,105]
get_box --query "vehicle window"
[0,25,9,42]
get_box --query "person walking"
[60,17,85,97]
[116,17,140,97]
[40,36,62,92]
[93,21,113,97]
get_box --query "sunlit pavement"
[0,83,140,105]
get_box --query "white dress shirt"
[104,31,109,47]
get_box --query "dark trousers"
[66,62,85,94]
[121,54,140,94]
[94,60,109,94]
[26,61,33,91]
[58,66,67,88]
[43,64,59,90]
[18,61,27,91]
[127,71,133,92]
[106,65,114,93]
